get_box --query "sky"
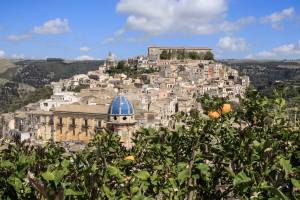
[0,0,299,60]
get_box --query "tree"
[177,50,186,60]
[188,51,200,60]
[116,60,126,69]
[160,50,170,60]
[0,89,299,199]
[204,51,214,60]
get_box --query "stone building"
[107,95,136,148]
[52,104,108,143]
[148,46,212,61]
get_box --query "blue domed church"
[107,95,136,148]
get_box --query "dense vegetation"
[223,60,300,108]
[160,50,214,60]
[1,60,103,88]
[0,90,299,199]
[0,59,103,113]
[106,61,159,79]
[0,84,53,113]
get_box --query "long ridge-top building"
[148,46,212,61]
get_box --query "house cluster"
[0,47,249,149]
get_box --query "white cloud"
[102,29,125,44]
[261,7,296,29]
[102,37,115,44]
[219,16,256,32]
[80,46,90,52]
[75,55,95,60]
[217,36,248,51]
[33,18,70,34]
[11,53,25,59]
[253,40,300,59]
[116,0,254,35]
[114,29,125,36]
[0,50,5,58]
[257,51,276,58]
[7,34,32,41]
[245,54,254,59]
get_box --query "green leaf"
[8,176,22,192]
[261,186,289,200]
[153,165,163,170]
[41,171,55,182]
[61,159,70,169]
[91,162,97,172]
[233,171,251,186]
[103,185,115,199]
[177,162,187,170]
[178,169,189,184]
[107,165,121,177]
[65,188,83,196]
[0,160,15,169]
[225,167,235,177]
[135,171,150,181]
[132,194,145,200]
[291,179,300,190]
[279,158,293,179]
[196,163,210,176]
[53,169,69,184]
[130,186,140,194]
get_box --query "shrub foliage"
[0,90,299,199]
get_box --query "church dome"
[108,95,134,116]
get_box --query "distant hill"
[0,59,104,88]
[0,59,104,113]
[0,59,17,74]
[222,60,300,107]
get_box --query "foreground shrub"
[0,90,299,199]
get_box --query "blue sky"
[0,0,299,60]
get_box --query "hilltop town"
[0,47,250,149]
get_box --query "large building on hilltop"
[148,46,212,61]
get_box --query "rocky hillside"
[0,59,103,113]
[0,59,103,88]
[222,60,300,107]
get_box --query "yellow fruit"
[208,111,220,119]
[124,155,135,161]
[221,103,231,114]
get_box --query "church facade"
[51,95,136,148]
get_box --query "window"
[84,119,88,127]
[72,118,76,127]
[59,117,63,125]
[123,116,127,120]
[96,120,101,128]
[114,116,117,120]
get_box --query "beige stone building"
[148,46,212,61]
[53,104,108,142]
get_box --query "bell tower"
[107,95,136,148]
